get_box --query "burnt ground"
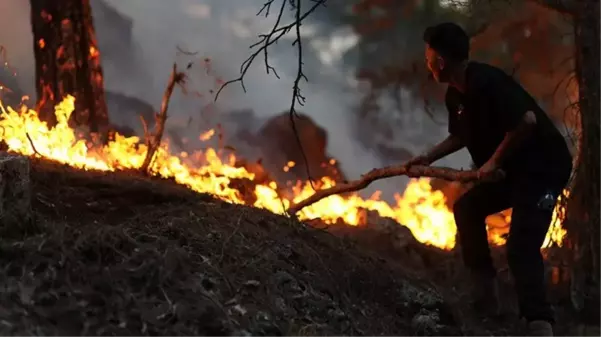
[0,158,596,336]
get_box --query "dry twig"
[139,63,186,174]
[26,132,42,157]
[287,164,504,214]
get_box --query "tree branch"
[287,164,504,215]
[139,63,186,174]
[214,0,325,101]
[214,0,326,189]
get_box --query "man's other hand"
[405,154,432,167]
[477,159,504,181]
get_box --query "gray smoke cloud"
[0,0,471,200]
[0,0,35,94]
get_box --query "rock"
[0,154,32,229]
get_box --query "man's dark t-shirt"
[445,62,572,180]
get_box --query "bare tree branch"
[139,63,186,174]
[214,0,325,100]
[289,0,315,188]
[215,0,327,189]
[287,164,505,215]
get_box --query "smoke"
[0,0,471,201]
[100,0,392,193]
[104,0,472,197]
[0,0,36,95]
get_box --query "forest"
[0,0,597,335]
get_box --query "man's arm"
[423,134,464,164]
[487,111,537,166]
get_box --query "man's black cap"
[423,22,470,61]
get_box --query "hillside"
[0,158,464,336]
[0,87,590,336]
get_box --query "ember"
[0,96,567,250]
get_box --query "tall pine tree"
[30,0,109,135]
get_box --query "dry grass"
[0,158,587,336]
[0,159,461,336]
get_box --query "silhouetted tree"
[541,0,600,322]
[30,0,109,135]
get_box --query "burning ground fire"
[0,96,566,250]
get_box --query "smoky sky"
[0,0,471,200]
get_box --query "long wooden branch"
[287,164,504,215]
[139,63,186,174]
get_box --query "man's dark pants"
[453,168,570,323]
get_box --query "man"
[409,22,573,336]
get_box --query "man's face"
[425,44,447,83]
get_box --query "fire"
[283,161,295,172]
[89,46,99,58]
[199,129,215,141]
[0,96,567,250]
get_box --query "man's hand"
[477,159,505,181]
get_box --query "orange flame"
[199,129,215,141]
[0,96,567,250]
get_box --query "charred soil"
[0,159,592,336]
[0,159,460,336]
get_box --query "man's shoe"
[527,320,553,336]
[469,272,500,316]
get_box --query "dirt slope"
[0,159,460,336]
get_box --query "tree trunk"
[567,0,600,323]
[30,0,109,135]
